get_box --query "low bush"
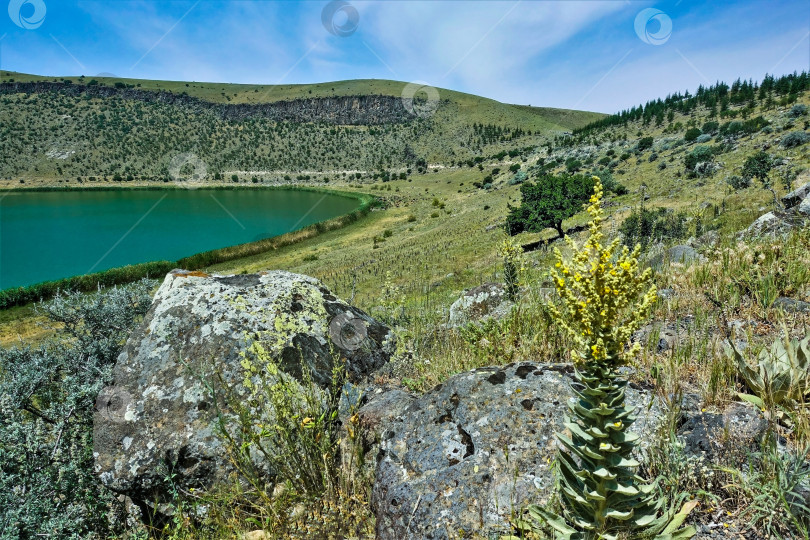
[726,174,751,190]
[0,281,154,537]
[619,206,688,251]
[684,127,702,142]
[789,104,808,118]
[781,131,810,148]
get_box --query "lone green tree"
[506,173,593,238]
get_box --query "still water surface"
[0,188,359,289]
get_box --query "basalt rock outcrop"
[0,81,436,125]
[93,269,395,518]
[371,363,662,539]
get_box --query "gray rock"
[371,363,661,539]
[742,210,808,238]
[782,181,810,209]
[94,269,395,514]
[649,245,705,270]
[678,403,766,461]
[447,282,513,328]
[773,297,810,313]
[657,288,675,300]
[691,230,720,250]
[667,245,703,264]
[799,196,810,217]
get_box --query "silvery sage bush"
[0,281,153,539]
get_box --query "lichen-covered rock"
[678,403,766,462]
[782,180,810,209]
[799,196,810,217]
[741,209,808,238]
[371,363,660,540]
[773,296,810,313]
[447,282,513,328]
[94,269,394,515]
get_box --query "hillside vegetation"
[2,71,810,538]
[0,71,600,185]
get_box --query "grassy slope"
[2,74,810,536]
[0,71,602,132]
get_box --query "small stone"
[773,297,810,313]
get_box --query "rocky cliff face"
[0,81,430,125]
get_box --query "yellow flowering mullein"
[548,178,657,366]
[524,178,694,539]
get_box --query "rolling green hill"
[0,71,602,186]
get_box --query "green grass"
[2,74,810,538]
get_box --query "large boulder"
[371,363,661,539]
[94,269,395,516]
[782,180,810,209]
[447,282,513,328]
[742,208,808,238]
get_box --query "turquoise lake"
[0,188,360,289]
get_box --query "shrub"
[637,136,654,151]
[0,282,154,537]
[619,207,688,250]
[696,134,712,143]
[509,170,528,185]
[701,121,719,134]
[789,104,808,118]
[565,158,583,173]
[742,150,774,182]
[726,174,751,190]
[781,131,810,148]
[648,152,659,162]
[684,145,716,176]
[594,168,627,195]
[518,178,694,538]
[684,127,702,142]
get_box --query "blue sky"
[1,0,808,113]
